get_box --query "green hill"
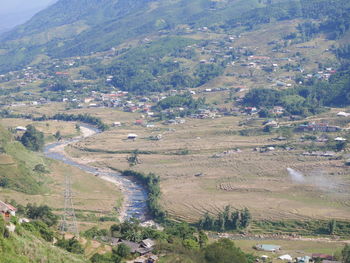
[0,125,48,194]
[0,216,86,263]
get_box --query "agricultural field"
[60,110,350,223]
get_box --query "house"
[141,239,155,249]
[334,137,346,142]
[312,254,334,261]
[146,255,159,263]
[254,244,281,252]
[278,254,292,261]
[297,123,341,132]
[119,239,155,255]
[296,256,311,263]
[264,120,279,129]
[128,134,138,140]
[244,107,258,115]
[15,126,27,132]
[135,120,144,125]
[0,201,17,219]
[113,122,122,127]
[337,112,350,117]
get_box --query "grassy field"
[234,238,344,262]
[158,238,345,263]
[60,112,350,223]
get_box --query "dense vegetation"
[243,69,350,116]
[224,0,350,40]
[20,125,45,151]
[96,36,224,94]
[85,218,254,263]
[198,206,251,232]
[51,113,108,131]
[155,93,205,114]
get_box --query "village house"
[0,201,17,220]
[297,123,341,132]
[127,134,138,140]
[114,238,156,256]
[254,244,281,252]
[312,254,335,261]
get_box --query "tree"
[183,239,200,250]
[241,208,251,228]
[329,220,337,235]
[33,164,48,173]
[56,237,84,254]
[342,244,350,263]
[127,149,141,166]
[25,203,58,227]
[230,211,241,230]
[204,239,248,263]
[54,131,62,141]
[114,243,131,258]
[20,125,44,151]
[198,230,208,248]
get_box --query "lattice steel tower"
[60,173,78,236]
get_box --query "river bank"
[44,124,148,222]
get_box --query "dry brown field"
[62,113,350,223]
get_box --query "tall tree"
[20,125,44,151]
[342,244,350,263]
[240,208,251,228]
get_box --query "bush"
[56,237,84,254]
[204,239,248,263]
[25,204,59,227]
[22,221,54,242]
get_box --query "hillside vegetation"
[0,125,47,194]
[0,216,86,263]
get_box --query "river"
[43,124,148,221]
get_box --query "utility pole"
[60,173,79,236]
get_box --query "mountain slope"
[0,0,349,74]
[0,0,265,72]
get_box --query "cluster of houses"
[297,123,342,133]
[254,244,340,263]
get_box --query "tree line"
[198,206,251,232]
[0,110,109,132]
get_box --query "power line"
[60,172,78,236]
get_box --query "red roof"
[312,254,333,260]
[6,204,17,211]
